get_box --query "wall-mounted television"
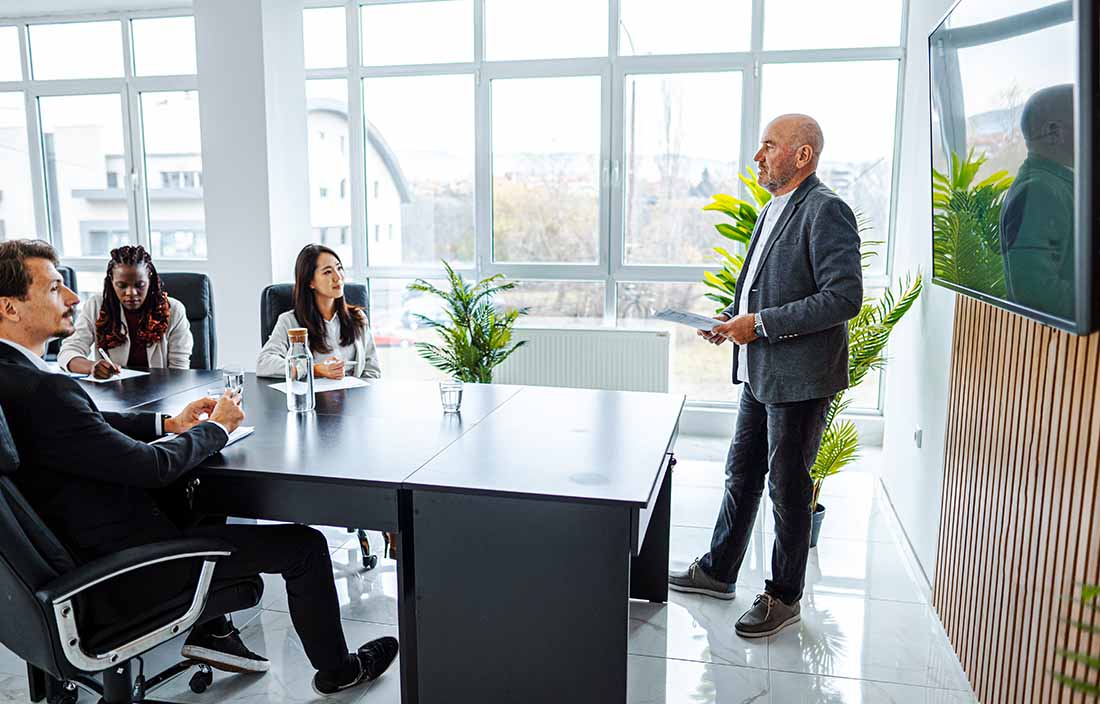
[929,0,1098,334]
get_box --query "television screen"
[929,0,1098,334]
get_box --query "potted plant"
[407,260,528,383]
[702,171,922,546]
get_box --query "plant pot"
[810,502,826,548]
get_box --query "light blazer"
[57,292,193,371]
[721,173,864,404]
[256,309,382,379]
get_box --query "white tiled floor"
[0,437,975,703]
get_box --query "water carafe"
[285,327,316,412]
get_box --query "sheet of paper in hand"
[654,309,721,332]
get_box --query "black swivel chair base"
[30,657,221,704]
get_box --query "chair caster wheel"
[47,681,77,704]
[361,552,379,571]
[189,666,213,693]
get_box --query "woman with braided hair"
[58,245,193,379]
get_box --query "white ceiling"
[0,0,191,19]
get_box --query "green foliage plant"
[407,261,528,383]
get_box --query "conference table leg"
[396,491,420,704]
[400,489,633,704]
[630,461,672,603]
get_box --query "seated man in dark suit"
[0,239,397,697]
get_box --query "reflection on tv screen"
[930,0,1077,322]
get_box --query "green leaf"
[408,260,529,381]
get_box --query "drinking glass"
[223,366,244,397]
[439,380,463,413]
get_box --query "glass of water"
[439,380,463,413]
[223,366,244,397]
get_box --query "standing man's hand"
[697,314,732,346]
[712,314,759,345]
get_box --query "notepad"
[151,425,255,447]
[654,308,720,332]
[81,368,150,384]
[268,376,370,394]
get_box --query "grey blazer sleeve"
[359,328,381,379]
[256,311,296,378]
[758,198,863,341]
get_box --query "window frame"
[0,8,206,276]
[303,0,909,412]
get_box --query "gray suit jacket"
[722,173,863,404]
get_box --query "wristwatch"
[753,313,766,340]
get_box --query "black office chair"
[160,272,217,370]
[257,283,385,569]
[45,266,77,363]
[259,282,369,345]
[0,405,263,704]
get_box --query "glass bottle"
[285,327,315,412]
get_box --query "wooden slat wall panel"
[934,297,1100,703]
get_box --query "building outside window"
[0,15,208,265]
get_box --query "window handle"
[611,160,621,187]
[602,160,611,187]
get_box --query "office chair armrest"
[36,538,233,604]
[35,537,234,673]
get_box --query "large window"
[0,13,205,270]
[308,1,905,410]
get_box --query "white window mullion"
[119,14,146,251]
[745,0,766,205]
[473,0,486,280]
[19,24,50,244]
[119,88,144,251]
[347,0,367,274]
[607,62,625,326]
[598,65,614,324]
[474,74,492,276]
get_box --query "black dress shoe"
[312,636,399,696]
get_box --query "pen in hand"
[96,347,122,374]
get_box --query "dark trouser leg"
[700,386,769,583]
[763,395,832,604]
[186,523,349,671]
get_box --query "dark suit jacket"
[722,174,863,403]
[0,343,227,563]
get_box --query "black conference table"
[90,370,684,704]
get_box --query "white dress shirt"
[737,190,793,383]
[0,338,52,372]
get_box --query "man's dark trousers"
[699,384,831,603]
[187,522,350,671]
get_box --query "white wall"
[194,0,309,369]
[879,0,958,585]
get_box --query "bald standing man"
[669,115,863,638]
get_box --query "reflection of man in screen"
[1000,83,1075,320]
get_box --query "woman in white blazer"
[257,243,381,379]
[59,245,193,378]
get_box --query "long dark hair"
[96,245,170,350]
[292,244,364,355]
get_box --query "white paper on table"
[81,368,151,383]
[151,425,255,447]
[654,308,720,332]
[268,376,370,395]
